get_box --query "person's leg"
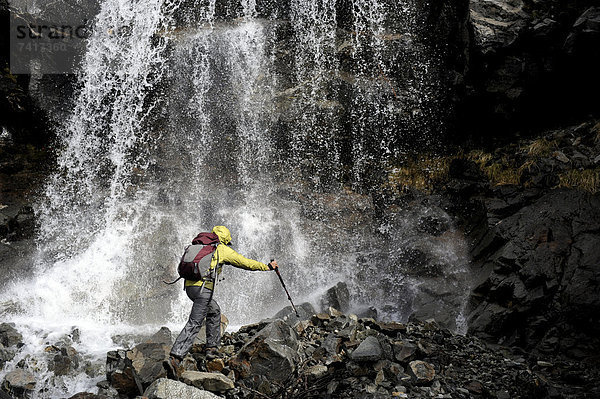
[205,298,221,348]
[170,286,213,359]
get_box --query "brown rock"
[408,360,435,385]
[465,380,484,394]
[180,371,235,392]
[206,358,225,373]
[377,321,407,336]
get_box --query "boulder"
[126,342,170,392]
[0,347,17,369]
[393,340,417,363]
[106,350,137,395]
[143,378,222,399]
[106,327,173,395]
[229,319,299,383]
[46,345,80,376]
[351,336,382,362]
[0,323,22,347]
[180,371,234,392]
[2,369,36,398]
[271,302,315,327]
[145,327,173,345]
[320,282,350,313]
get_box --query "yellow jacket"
[185,225,270,289]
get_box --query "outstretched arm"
[218,245,271,271]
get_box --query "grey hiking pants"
[170,286,221,359]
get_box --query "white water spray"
[0,0,470,396]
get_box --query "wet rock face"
[468,189,600,356]
[470,0,529,52]
[426,120,600,362]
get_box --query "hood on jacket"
[212,225,232,245]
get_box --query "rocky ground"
[2,300,599,399]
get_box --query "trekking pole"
[271,259,300,317]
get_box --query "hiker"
[165,225,278,378]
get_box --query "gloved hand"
[268,260,279,270]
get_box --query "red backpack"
[164,232,220,286]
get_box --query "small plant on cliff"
[526,137,558,158]
[559,168,600,193]
[385,156,452,194]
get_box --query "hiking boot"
[163,356,183,381]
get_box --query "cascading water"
[0,0,470,396]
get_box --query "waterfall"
[0,0,470,396]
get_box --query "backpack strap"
[162,245,190,286]
[163,276,183,285]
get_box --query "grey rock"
[180,371,234,392]
[320,282,350,313]
[351,336,382,362]
[230,319,299,382]
[554,151,569,163]
[0,323,23,347]
[536,361,553,367]
[305,365,328,379]
[354,306,378,320]
[0,347,17,369]
[68,393,111,399]
[143,378,222,399]
[47,345,80,376]
[468,189,600,354]
[145,327,173,345]
[393,340,417,363]
[2,369,36,398]
[271,302,315,327]
[127,342,170,392]
[470,0,528,51]
[564,7,600,56]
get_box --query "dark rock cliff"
[459,1,600,139]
